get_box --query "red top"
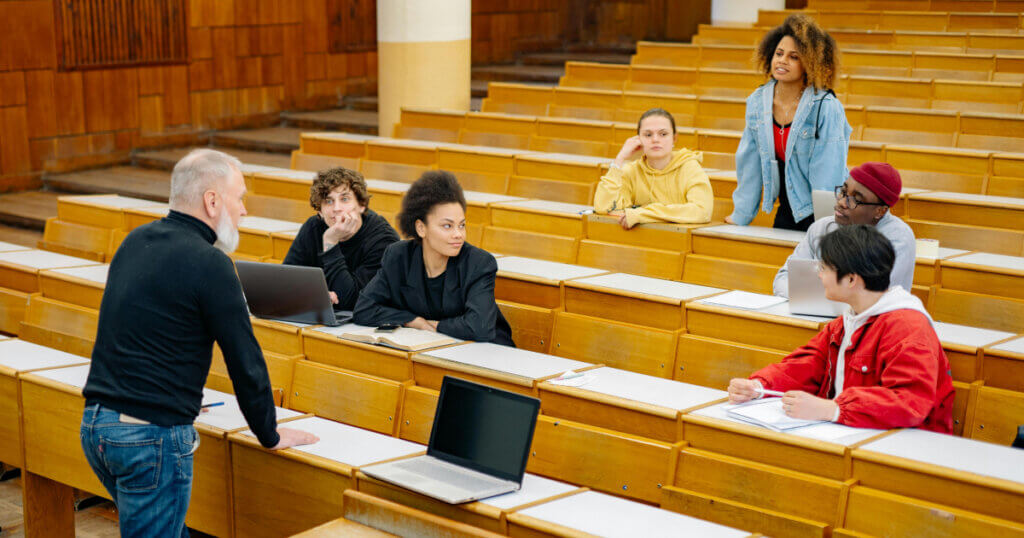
[750,309,955,434]
[773,120,790,161]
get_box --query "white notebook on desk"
[726,398,827,432]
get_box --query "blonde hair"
[755,14,840,91]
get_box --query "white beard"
[213,211,239,254]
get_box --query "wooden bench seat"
[908,192,1024,229]
[494,255,606,308]
[38,264,108,310]
[289,361,404,435]
[840,486,1024,538]
[933,321,1018,383]
[563,272,723,330]
[18,295,99,358]
[966,383,1024,447]
[497,300,555,353]
[907,219,1024,256]
[549,311,681,378]
[982,336,1024,392]
[685,296,826,353]
[940,252,1024,300]
[929,287,1024,334]
[300,324,420,381]
[674,334,788,390]
[38,217,111,262]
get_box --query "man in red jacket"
[728,225,955,433]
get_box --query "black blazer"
[353,240,515,346]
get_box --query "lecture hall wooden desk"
[940,252,1024,300]
[579,214,704,280]
[675,402,890,537]
[0,250,99,334]
[0,340,90,470]
[982,335,1024,392]
[411,342,596,396]
[192,387,304,537]
[686,224,805,294]
[537,366,727,443]
[355,471,584,535]
[235,215,302,261]
[302,323,466,381]
[562,272,724,330]
[270,229,296,263]
[299,131,377,160]
[38,264,109,310]
[55,194,166,230]
[890,186,930,218]
[506,490,755,537]
[907,191,1024,232]
[229,415,424,537]
[249,316,308,357]
[912,246,969,295]
[489,199,593,240]
[684,292,827,353]
[250,169,316,200]
[933,321,1017,384]
[122,204,170,231]
[495,255,607,309]
[852,429,1024,527]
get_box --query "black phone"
[375,323,401,333]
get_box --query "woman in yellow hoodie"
[594,108,713,229]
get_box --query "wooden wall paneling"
[0,107,32,175]
[140,95,165,133]
[189,27,213,60]
[258,25,284,56]
[326,54,348,81]
[82,69,139,132]
[238,56,264,88]
[303,0,329,53]
[306,53,328,82]
[53,72,86,136]
[137,67,165,97]
[164,66,191,126]
[0,72,27,107]
[189,60,216,91]
[23,70,57,139]
[282,23,307,107]
[262,54,284,87]
[0,0,57,71]
[211,27,238,89]
[234,27,255,58]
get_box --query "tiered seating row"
[808,0,1024,14]
[559,61,1024,117]
[757,9,1024,33]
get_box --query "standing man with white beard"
[81,149,317,537]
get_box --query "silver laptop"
[787,258,846,318]
[362,376,540,504]
[235,261,351,326]
[812,189,836,221]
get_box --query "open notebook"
[726,398,827,432]
[339,326,459,351]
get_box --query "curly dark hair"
[755,13,839,91]
[397,170,467,241]
[309,167,370,211]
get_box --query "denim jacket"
[730,79,852,225]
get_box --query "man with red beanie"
[774,162,915,297]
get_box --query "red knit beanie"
[849,162,901,207]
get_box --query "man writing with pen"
[727,225,955,434]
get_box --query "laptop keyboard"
[393,458,505,492]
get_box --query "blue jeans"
[80,403,198,538]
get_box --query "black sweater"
[83,211,280,448]
[353,240,515,346]
[282,210,399,310]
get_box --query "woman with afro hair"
[727,13,852,231]
[353,170,515,346]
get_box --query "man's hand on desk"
[271,427,320,450]
[328,291,339,304]
[405,317,438,332]
[728,378,761,403]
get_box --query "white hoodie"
[834,286,934,396]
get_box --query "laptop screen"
[428,376,540,483]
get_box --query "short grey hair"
[169,149,243,210]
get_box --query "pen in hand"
[201,402,225,409]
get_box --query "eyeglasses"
[834,186,888,209]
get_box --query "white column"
[711,0,786,25]
[377,0,471,137]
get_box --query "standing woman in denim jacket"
[727,14,851,231]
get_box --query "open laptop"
[787,258,845,318]
[812,189,836,221]
[362,376,540,504]
[235,261,351,326]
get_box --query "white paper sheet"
[861,429,1024,484]
[563,367,726,411]
[50,264,110,284]
[239,163,290,176]
[727,398,826,431]
[366,179,412,192]
[463,191,525,204]
[480,474,578,509]
[0,250,98,270]
[497,256,605,281]
[0,340,90,372]
[516,491,750,537]
[243,416,423,466]
[698,290,787,311]
[690,402,882,446]
[917,191,1024,207]
[29,364,92,389]
[420,342,592,380]
[933,321,1015,348]
[258,170,316,181]
[916,246,969,262]
[196,388,302,430]
[63,194,165,209]
[314,322,373,337]
[572,273,724,301]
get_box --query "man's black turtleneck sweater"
[83,210,280,448]
[283,209,399,309]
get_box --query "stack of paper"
[725,398,826,432]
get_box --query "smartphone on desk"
[375,323,401,333]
